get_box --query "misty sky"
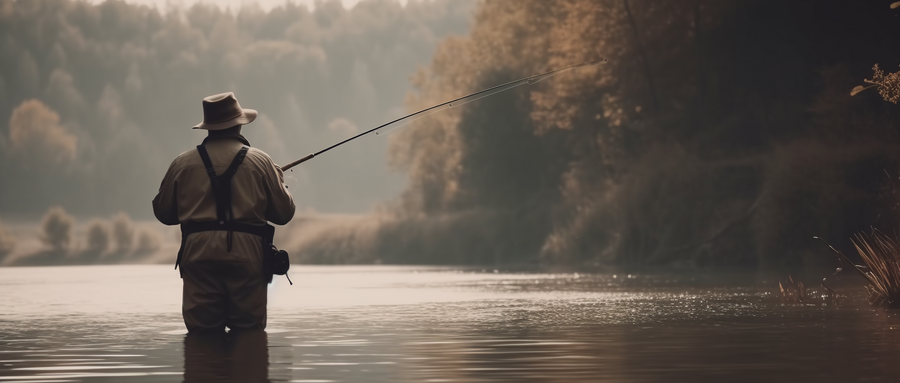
[0,0,476,220]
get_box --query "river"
[0,265,898,382]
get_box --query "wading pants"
[180,232,267,332]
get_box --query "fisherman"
[152,92,295,333]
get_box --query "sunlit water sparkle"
[1,265,899,382]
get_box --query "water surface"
[1,265,898,382]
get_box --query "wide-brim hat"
[193,92,257,130]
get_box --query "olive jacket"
[152,135,295,268]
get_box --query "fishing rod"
[280,58,607,171]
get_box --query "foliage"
[778,276,808,303]
[0,0,475,216]
[852,64,900,103]
[39,206,74,252]
[112,212,135,254]
[0,219,15,257]
[134,227,162,255]
[365,0,900,269]
[84,218,111,255]
[851,231,900,307]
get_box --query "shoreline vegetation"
[827,2,900,307]
[850,232,900,307]
[0,207,172,267]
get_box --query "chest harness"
[174,138,277,280]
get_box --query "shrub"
[84,219,111,255]
[40,206,74,253]
[851,231,900,307]
[0,219,16,257]
[135,227,162,254]
[111,212,135,254]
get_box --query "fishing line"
[446,82,524,109]
[374,104,450,136]
[376,81,526,137]
[280,58,606,171]
[283,173,302,191]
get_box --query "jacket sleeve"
[263,158,296,225]
[152,160,181,226]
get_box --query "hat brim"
[193,109,258,130]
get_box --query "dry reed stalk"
[851,231,900,307]
[779,275,807,303]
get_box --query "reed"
[851,231,900,307]
[779,275,808,303]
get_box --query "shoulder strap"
[195,145,248,180]
[196,144,251,252]
[222,145,250,179]
[196,144,217,179]
[194,145,250,221]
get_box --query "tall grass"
[778,276,808,303]
[851,231,900,307]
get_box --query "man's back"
[153,136,294,252]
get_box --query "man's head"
[193,92,256,131]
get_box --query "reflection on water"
[1,265,900,382]
[184,331,268,382]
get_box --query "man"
[153,92,295,332]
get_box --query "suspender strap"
[175,144,257,275]
[196,145,218,181]
[196,145,249,224]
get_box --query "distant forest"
[289,0,900,271]
[0,0,474,216]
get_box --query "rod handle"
[280,153,315,171]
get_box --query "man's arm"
[263,157,295,225]
[152,160,181,226]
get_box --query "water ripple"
[2,266,900,382]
